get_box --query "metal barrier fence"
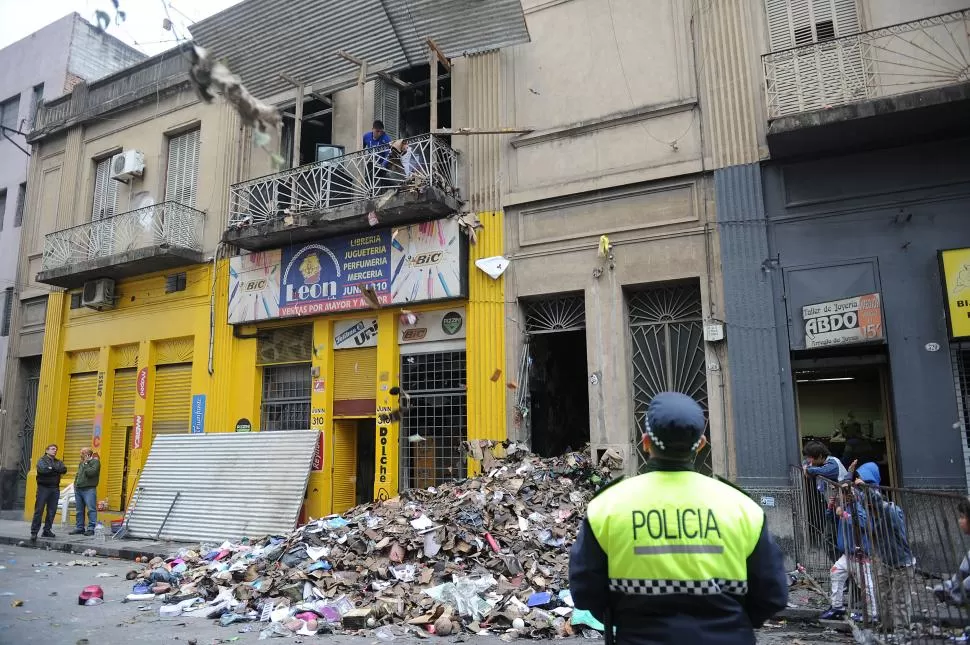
[789,464,970,641]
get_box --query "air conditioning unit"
[81,278,115,310]
[110,150,145,181]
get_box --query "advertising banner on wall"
[802,293,884,349]
[399,308,467,344]
[940,248,970,339]
[228,219,467,324]
[334,318,379,349]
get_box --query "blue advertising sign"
[191,394,206,433]
[229,218,467,323]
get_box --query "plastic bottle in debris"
[93,523,106,543]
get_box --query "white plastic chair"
[58,483,75,526]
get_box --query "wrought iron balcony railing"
[41,201,205,272]
[228,134,459,228]
[763,9,970,119]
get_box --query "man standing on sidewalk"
[71,448,100,536]
[31,444,68,541]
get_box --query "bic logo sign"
[243,278,267,292]
[408,252,443,267]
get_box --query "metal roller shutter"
[64,373,97,480]
[152,364,192,436]
[333,348,377,401]
[107,369,136,510]
[331,420,357,514]
[165,128,201,207]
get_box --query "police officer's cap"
[644,392,706,454]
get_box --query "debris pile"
[127,442,622,639]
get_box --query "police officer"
[569,392,788,644]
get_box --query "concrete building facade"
[0,13,143,510]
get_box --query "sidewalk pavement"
[0,519,185,560]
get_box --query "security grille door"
[373,78,400,140]
[91,157,118,258]
[18,368,40,507]
[331,420,357,514]
[152,364,192,435]
[166,128,201,207]
[952,344,970,488]
[65,373,98,479]
[108,369,136,510]
[261,364,311,431]
[400,351,467,488]
[628,283,710,474]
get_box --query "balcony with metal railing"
[37,201,206,288]
[224,133,460,251]
[762,9,970,156]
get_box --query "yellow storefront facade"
[26,213,506,524]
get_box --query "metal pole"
[357,61,367,152]
[429,46,438,134]
[293,82,304,167]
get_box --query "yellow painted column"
[306,318,331,518]
[374,309,400,500]
[92,347,117,511]
[24,293,68,521]
[126,341,155,505]
[466,210,507,475]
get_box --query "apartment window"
[0,95,18,132]
[29,84,44,129]
[70,293,82,309]
[92,157,118,220]
[14,183,25,227]
[764,0,860,50]
[165,128,200,207]
[0,189,6,232]
[1,288,13,337]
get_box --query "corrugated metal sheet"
[333,348,377,400]
[124,431,319,542]
[188,0,530,99]
[331,421,357,514]
[64,373,97,480]
[152,364,192,435]
[715,164,788,486]
[108,369,136,510]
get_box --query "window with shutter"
[14,183,25,227]
[1,288,12,337]
[165,128,201,207]
[91,157,118,221]
[0,95,18,131]
[373,78,400,140]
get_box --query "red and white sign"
[133,415,145,449]
[313,379,326,394]
[137,368,148,399]
[312,432,324,471]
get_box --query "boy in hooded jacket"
[819,480,877,621]
[856,462,915,631]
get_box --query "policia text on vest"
[631,507,721,546]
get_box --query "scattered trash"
[81,549,98,558]
[67,560,99,567]
[117,444,619,638]
[11,599,23,608]
[78,585,103,606]
[96,572,117,578]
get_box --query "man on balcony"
[363,120,392,191]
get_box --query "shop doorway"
[331,419,377,514]
[521,295,590,457]
[793,360,897,487]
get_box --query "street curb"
[777,608,823,621]
[0,533,169,561]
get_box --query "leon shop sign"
[802,293,884,349]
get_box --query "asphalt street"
[0,545,848,645]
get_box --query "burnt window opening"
[281,96,335,168]
[397,63,451,139]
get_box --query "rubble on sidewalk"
[124,442,622,639]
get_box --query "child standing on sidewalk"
[820,481,878,621]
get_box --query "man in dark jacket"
[569,392,788,645]
[31,444,67,541]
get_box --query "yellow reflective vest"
[586,470,764,597]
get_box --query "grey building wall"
[715,163,791,487]
[722,137,970,491]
